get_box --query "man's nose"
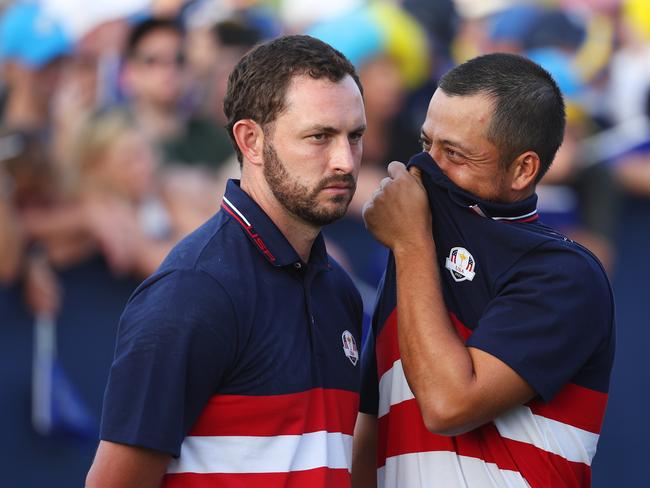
[330,137,358,174]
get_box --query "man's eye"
[419,137,431,151]
[310,134,326,141]
[446,148,462,159]
[350,132,364,143]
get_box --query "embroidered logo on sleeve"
[445,247,476,282]
[341,330,359,366]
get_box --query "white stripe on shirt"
[167,430,352,474]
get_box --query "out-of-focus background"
[0,0,647,485]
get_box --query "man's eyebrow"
[419,127,472,153]
[304,125,339,134]
[441,138,472,153]
[304,124,367,134]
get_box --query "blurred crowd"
[1,0,650,485]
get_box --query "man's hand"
[362,162,432,251]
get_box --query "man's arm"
[352,413,377,488]
[86,440,171,488]
[362,162,535,435]
[92,270,240,486]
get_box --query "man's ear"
[232,119,264,166]
[510,151,540,192]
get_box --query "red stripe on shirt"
[449,312,473,341]
[376,310,399,379]
[526,383,608,434]
[502,436,591,488]
[163,467,351,488]
[377,398,516,470]
[376,310,473,379]
[188,388,358,437]
[378,397,591,487]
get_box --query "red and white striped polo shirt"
[374,311,607,488]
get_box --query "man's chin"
[306,204,350,226]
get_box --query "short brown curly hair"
[223,35,362,164]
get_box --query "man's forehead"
[284,74,360,99]
[425,91,493,127]
[279,74,365,125]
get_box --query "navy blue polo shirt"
[100,179,363,486]
[360,153,615,486]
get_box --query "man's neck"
[240,178,319,263]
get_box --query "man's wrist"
[392,233,436,259]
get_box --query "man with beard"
[86,35,367,488]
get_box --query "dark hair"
[223,35,362,163]
[125,18,184,59]
[438,53,565,182]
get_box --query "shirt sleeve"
[466,245,613,403]
[99,268,239,456]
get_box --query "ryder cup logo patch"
[341,330,358,366]
[445,246,476,282]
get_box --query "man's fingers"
[379,177,392,191]
[387,161,407,178]
[361,200,374,225]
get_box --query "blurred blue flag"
[32,315,97,440]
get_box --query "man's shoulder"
[128,211,261,309]
[160,210,256,278]
[497,233,615,330]
[521,234,611,291]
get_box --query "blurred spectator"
[207,19,262,124]
[606,0,650,197]
[121,17,233,170]
[0,169,20,284]
[0,1,72,130]
[186,17,264,188]
[69,108,216,277]
[607,0,650,125]
[402,0,458,74]
[0,128,96,281]
[51,18,132,179]
[185,17,262,126]
[279,0,362,34]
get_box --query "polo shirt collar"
[408,152,539,223]
[221,179,330,268]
